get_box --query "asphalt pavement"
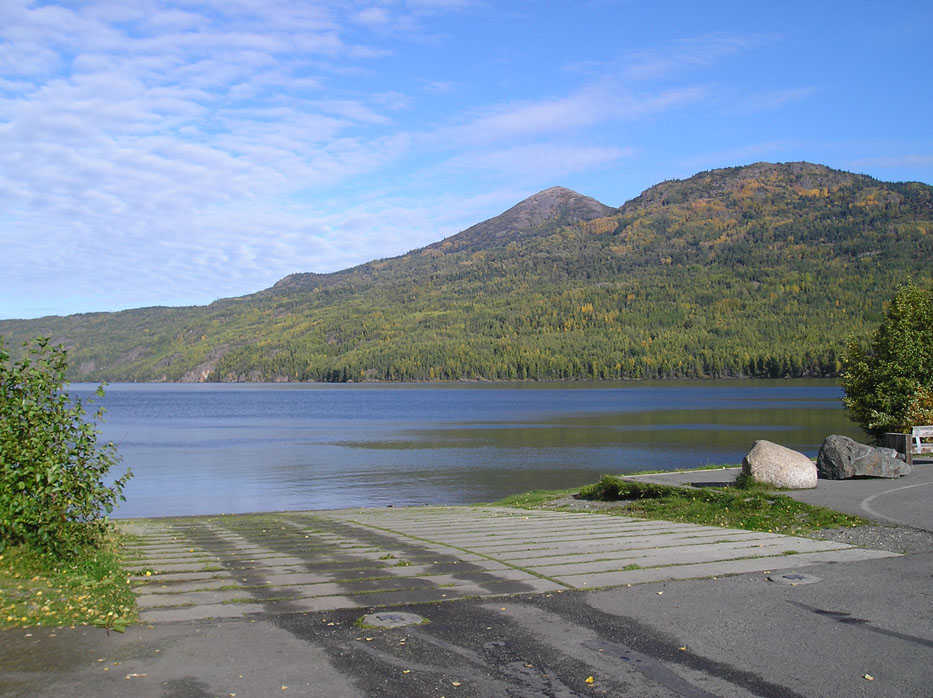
[2,551,929,697]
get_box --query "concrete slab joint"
[118,506,898,623]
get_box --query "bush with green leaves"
[0,338,132,557]
[841,281,933,439]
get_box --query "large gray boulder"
[817,435,911,479]
[742,440,817,489]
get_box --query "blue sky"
[1,0,931,319]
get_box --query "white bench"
[884,426,933,465]
[912,426,933,461]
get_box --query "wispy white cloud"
[733,87,817,113]
[372,90,411,110]
[423,80,456,93]
[0,1,422,316]
[445,143,632,178]
[311,99,392,124]
[406,0,475,10]
[430,85,706,147]
[353,7,392,27]
[625,34,770,79]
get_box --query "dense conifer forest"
[2,162,931,382]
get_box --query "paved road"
[2,551,929,697]
[790,464,933,530]
[628,463,933,531]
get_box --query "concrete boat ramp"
[121,506,897,624]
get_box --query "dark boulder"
[817,435,911,479]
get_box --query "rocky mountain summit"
[423,186,615,255]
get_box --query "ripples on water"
[68,381,861,518]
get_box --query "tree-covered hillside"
[2,162,931,382]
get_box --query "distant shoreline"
[68,376,843,389]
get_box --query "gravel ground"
[808,524,933,554]
[539,495,637,513]
[538,495,933,554]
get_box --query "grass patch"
[490,487,578,508]
[489,465,741,509]
[575,475,865,536]
[0,533,137,631]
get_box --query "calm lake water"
[69,381,862,519]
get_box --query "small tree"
[0,338,132,557]
[841,282,933,440]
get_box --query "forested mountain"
[2,162,931,382]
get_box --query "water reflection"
[67,382,860,518]
[336,407,859,452]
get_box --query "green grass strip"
[496,475,866,536]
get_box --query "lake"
[68,381,862,519]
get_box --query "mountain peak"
[272,187,612,293]
[508,186,613,223]
[428,186,614,255]
[526,185,585,198]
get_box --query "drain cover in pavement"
[768,572,822,586]
[360,611,428,628]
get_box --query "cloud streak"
[444,143,633,178]
[428,84,706,148]
[625,34,770,79]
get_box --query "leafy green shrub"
[0,338,132,557]
[578,475,678,501]
[841,282,933,439]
